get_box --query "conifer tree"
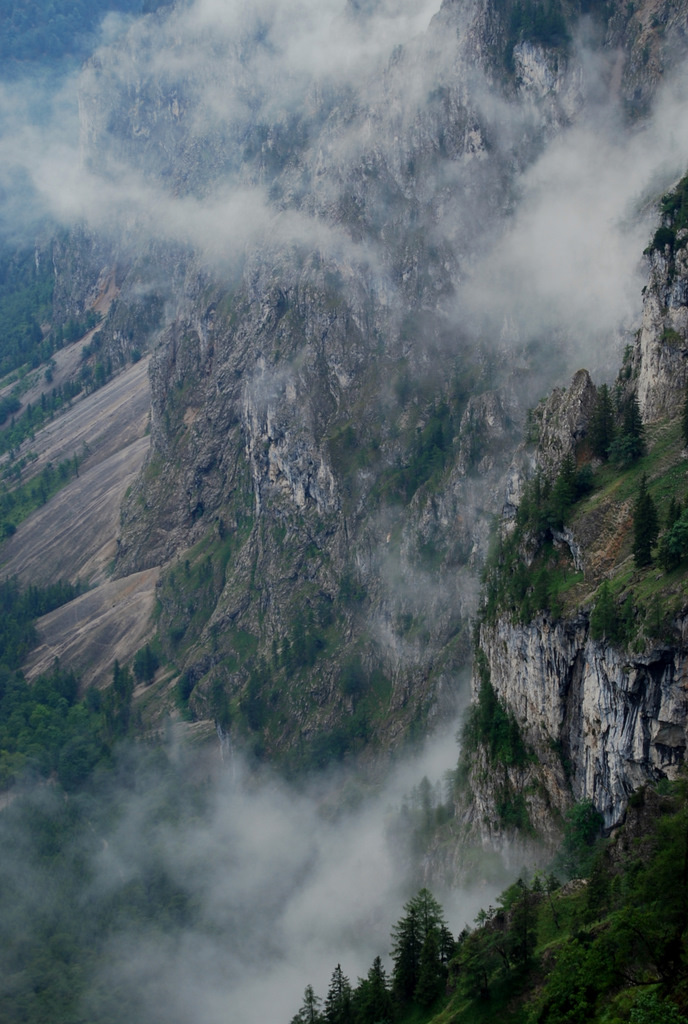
[351,957,394,1024]
[324,964,352,1024]
[507,880,538,970]
[633,474,659,567]
[414,930,444,1007]
[609,394,645,466]
[589,383,615,460]
[548,453,577,529]
[589,580,616,642]
[390,903,421,1002]
[291,984,323,1024]
[667,496,683,531]
[391,889,449,1005]
[659,508,688,572]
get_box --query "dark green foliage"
[291,785,688,1024]
[548,454,584,530]
[102,660,134,740]
[244,660,269,731]
[659,507,688,571]
[350,957,394,1024]
[338,570,367,607]
[633,473,659,567]
[483,456,592,624]
[324,964,353,1024]
[666,495,683,531]
[609,395,645,467]
[683,379,688,448]
[340,655,367,701]
[630,991,688,1024]
[0,246,53,373]
[0,381,84,459]
[281,607,326,671]
[414,929,445,1007]
[461,653,531,770]
[292,985,323,1024]
[646,172,688,257]
[210,675,232,730]
[376,401,455,503]
[0,575,84,671]
[132,642,160,684]
[176,670,195,715]
[650,224,676,253]
[0,664,91,787]
[556,800,604,879]
[530,932,617,1024]
[0,637,137,792]
[589,581,634,645]
[495,789,531,831]
[503,0,570,72]
[391,889,449,1006]
[509,0,569,47]
[588,383,615,460]
[505,879,539,970]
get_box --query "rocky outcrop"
[529,368,597,479]
[636,240,688,422]
[36,0,688,768]
[478,614,688,830]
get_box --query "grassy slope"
[423,781,688,1024]
[562,417,688,645]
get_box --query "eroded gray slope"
[1,356,156,687]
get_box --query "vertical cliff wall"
[470,184,688,841]
[479,615,688,830]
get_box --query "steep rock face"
[103,0,607,755]
[478,614,688,829]
[114,253,507,756]
[500,367,597,532]
[529,368,597,480]
[60,0,688,763]
[636,239,688,422]
[467,217,688,842]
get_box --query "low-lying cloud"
[2,719,503,1024]
[3,0,688,379]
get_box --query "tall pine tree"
[291,985,322,1024]
[391,889,449,1006]
[609,394,645,466]
[589,383,615,460]
[324,964,352,1024]
[633,474,659,568]
[351,957,394,1024]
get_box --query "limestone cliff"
[468,171,688,848]
[479,614,688,831]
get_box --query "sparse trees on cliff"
[589,383,615,460]
[633,474,659,567]
[609,394,645,467]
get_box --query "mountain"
[1,0,684,779]
[454,174,688,872]
[2,0,688,1021]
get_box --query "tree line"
[291,785,688,1024]
[290,889,455,1024]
